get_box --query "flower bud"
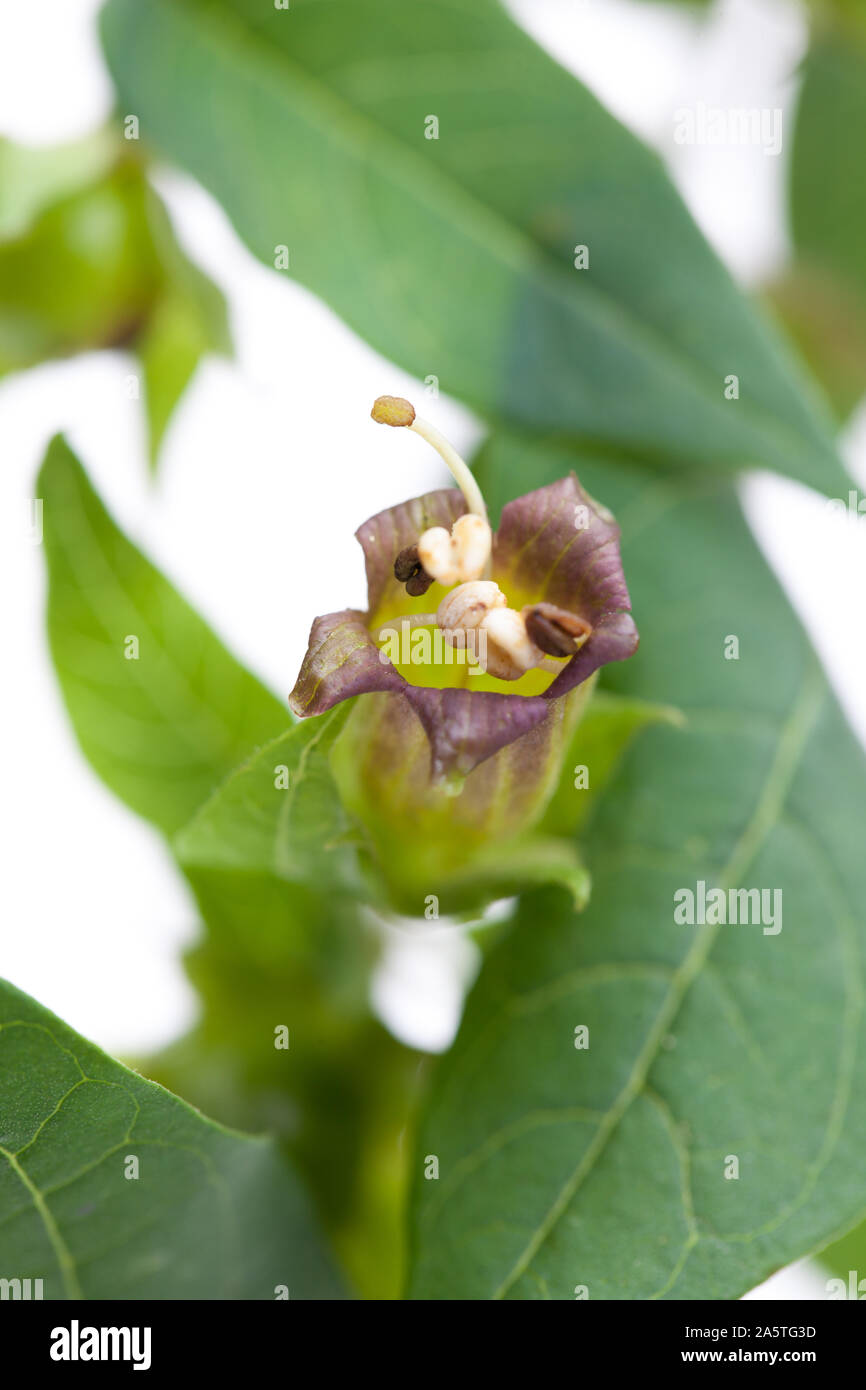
[523,602,592,656]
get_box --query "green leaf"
[792,32,866,304]
[175,699,590,912]
[783,30,866,418]
[138,185,231,467]
[440,834,591,914]
[100,0,843,492]
[765,266,866,423]
[38,436,289,836]
[175,706,359,888]
[407,438,866,1299]
[138,291,215,463]
[540,689,685,839]
[152,867,415,1300]
[38,440,415,1299]
[0,977,344,1299]
[815,1216,866,1294]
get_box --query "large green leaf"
[100,0,843,491]
[0,978,344,1298]
[38,437,288,836]
[406,437,866,1298]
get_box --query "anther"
[394,544,434,596]
[523,603,592,658]
[437,581,505,635]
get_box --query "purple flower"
[289,398,638,786]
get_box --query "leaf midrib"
[490,658,827,1299]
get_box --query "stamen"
[523,603,592,657]
[371,395,488,521]
[393,544,434,596]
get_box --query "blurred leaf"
[39,436,288,836]
[100,0,843,492]
[139,186,231,466]
[792,32,866,300]
[785,30,866,417]
[0,147,230,465]
[0,976,344,1299]
[138,291,210,460]
[766,265,866,422]
[815,1215,866,1294]
[407,437,866,1299]
[0,129,117,241]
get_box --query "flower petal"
[355,488,467,619]
[493,473,638,699]
[290,476,637,780]
[544,609,639,700]
[329,680,595,910]
[494,473,629,618]
[288,608,405,716]
[289,609,551,779]
[404,685,549,781]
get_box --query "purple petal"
[290,477,638,780]
[493,474,638,700]
[288,608,405,716]
[494,473,631,622]
[404,686,549,780]
[355,489,467,618]
[544,609,639,700]
[289,609,551,779]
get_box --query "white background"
[0,0,862,1299]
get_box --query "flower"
[289,398,638,784]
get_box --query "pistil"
[371,395,488,521]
